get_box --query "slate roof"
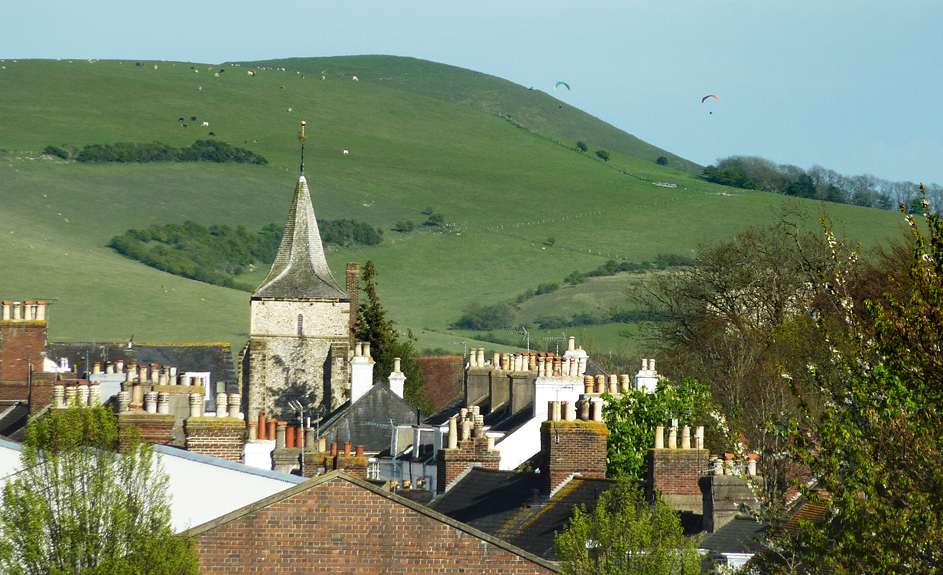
[700,515,766,554]
[46,342,237,392]
[252,175,348,300]
[317,383,420,452]
[428,467,621,561]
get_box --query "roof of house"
[428,467,620,561]
[252,175,348,300]
[186,469,561,573]
[700,514,766,554]
[317,383,420,452]
[46,342,237,389]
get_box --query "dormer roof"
[253,176,348,301]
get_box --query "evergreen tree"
[355,261,432,415]
[0,405,200,575]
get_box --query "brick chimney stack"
[436,405,500,492]
[646,423,709,513]
[538,396,609,496]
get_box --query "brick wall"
[437,436,500,492]
[185,417,246,462]
[119,412,175,449]
[646,447,709,513]
[539,419,609,495]
[192,473,557,575]
[0,320,48,384]
[417,355,463,411]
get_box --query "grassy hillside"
[0,57,905,358]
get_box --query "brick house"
[188,470,560,574]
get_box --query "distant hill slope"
[0,57,904,356]
[245,56,698,174]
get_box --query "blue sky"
[3,1,940,184]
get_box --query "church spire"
[252,122,348,301]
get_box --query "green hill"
[0,56,904,357]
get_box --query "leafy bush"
[575,141,588,153]
[42,145,70,160]
[392,220,415,232]
[595,149,610,161]
[452,302,516,331]
[656,156,668,166]
[70,140,267,165]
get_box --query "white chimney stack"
[389,357,405,399]
[349,342,376,403]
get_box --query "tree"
[555,475,700,575]
[655,156,668,166]
[630,216,838,509]
[603,378,714,479]
[576,141,588,153]
[595,149,610,162]
[355,261,432,415]
[774,188,943,572]
[0,405,199,575]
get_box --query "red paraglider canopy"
[702,94,718,103]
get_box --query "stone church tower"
[240,155,356,421]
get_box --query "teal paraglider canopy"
[554,81,570,91]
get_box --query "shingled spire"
[253,124,347,301]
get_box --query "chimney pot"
[330,442,338,456]
[188,394,203,418]
[448,416,458,449]
[275,422,287,449]
[344,441,351,457]
[143,391,158,413]
[258,412,267,440]
[667,426,678,449]
[117,391,131,412]
[248,421,259,441]
[583,375,594,394]
[595,375,606,394]
[681,425,691,449]
[157,392,170,414]
[567,335,575,352]
[318,437,326,452]
[215,393,228,417]
[227,394,241,418]
[355,445,364,457]
[654,425,665,449]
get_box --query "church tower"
[241,123,353,421]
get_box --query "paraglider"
[554,81,570,91]
[701,94,718,103]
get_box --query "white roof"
[0,439,305,533]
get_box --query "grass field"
[0,57,906,357]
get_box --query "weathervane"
[298,120,307,176]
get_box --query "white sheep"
[352,76,358,81]
[343,150,349,155]
[201,121,209,127]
